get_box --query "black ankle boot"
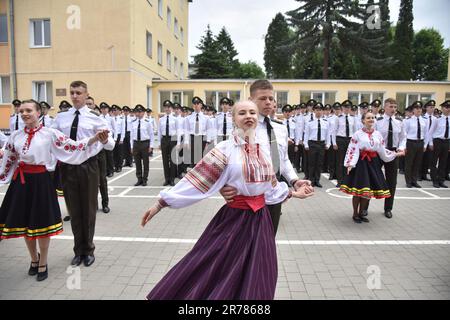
[37,265,48,282]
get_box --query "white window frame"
[180,27,184,45]
[174,18,179,38]
[0,14,8,44]
[403,92,435,108]
[180,62,184,79]
[158,0,163,18]
[166,7,171,30]
[166,50,172,71]
[29,19,51,48]
[146,31,152,58]
[348,91,385,105]
[0,76,12,104]
[174,57,178,77]
[205,91,241,109]
[32,81,53,105]
[157,42,163,65]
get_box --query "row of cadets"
[294,99,316,180]
[281,104,296,164]
[39,102,54,127]
[99,102,116,178]
[131,104,154,187]
[421,100,437,181]
[10,99,25,132]
[327,102,341,181]
[158,100,182,187]
[120,106,134,168]
[111,105,124,173]
[293,103,307,174]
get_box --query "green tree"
[191,25,222,79]
[215,27,241,78]
[286,0,391,79]
[412,28,449,81]
[237,61,266,79]
[391,0,414,80]
[264,13,293,79]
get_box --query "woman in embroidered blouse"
[141,101,314,300]
[340,112,404,223]
[0,100,109,281]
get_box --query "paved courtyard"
[0,151,449,300]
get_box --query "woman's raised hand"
[141,206,161,227]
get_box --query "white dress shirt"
[428,115,450,146]
[283,117,296,141]
[9,113,25,132]
[158,114,181,145]
[304,116,331,149]
[404,115,429,145]
[131,117,154,147]
[375,114,407,150]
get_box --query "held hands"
[95,130,110,144]
[220,185,238,203]
[347,167,352,175]
[141,206,161,227]
[395,150,406,157]
[292,185,315,199]
[333,145,338,151]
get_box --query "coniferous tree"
[391,0,414,80]
[215,27,241,78]
[191,25,222,79]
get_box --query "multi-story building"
[0,0,191,128]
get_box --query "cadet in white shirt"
[112,106,124,173]
[304,103,331,188]
[100,103,116,177]
[214,97,234,143]
[39,102,54,127]
[131,104,154,186]
[120,106,134,167]
[184,97,210,167]
[10,99,25,132]
[282,104,296,164]
[420,100,437,181]
[427,100,450,188]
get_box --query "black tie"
[310,113,313,121]
[125,116,128,132]
[317,119,321,141]
[345,115,350,137]
[15,115,19,131]
[264,117,281,181]
[195,113,200,135]
[388,117,393,149]
[137,119,141,141]
[166,116,170,136]
[429,116,432,129]
[417,117,421,140]
[42,116,46,127]
[287,119,291,138]
[223,114,227,137]
[445,117,449,139]
[70,111,80,141]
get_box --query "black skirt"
[0,171,63,240]
[340,155,391,199]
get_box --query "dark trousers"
[430,139,450,183]
[189,135,207,167]
[97,150,108,208]
[421,148,432,178]
[176,136,185,176]
[399,156,405,172]
[405,140,424,184]
[327,147,337,179]
[294,145,302,171]
[303,146,309,178]
[61,156,99,256]
[106,150,114,175]
[161,136,177,183]
[383,155,399,211]
[133,140,150,182]
[308,141,325,183]
[123,132,133,166]
[268,202,282,236]
[336,136,351,184]
[113,135,123,171]
[287,143,295,164]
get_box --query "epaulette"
[90,110,100,116]
[272,119,283,125]
[377,117,383,121]
[323,118,327,121]
[58,110,69,113]
[10,114,14,117]
[395,117,403,121]
[338,115,343,117]
[144,119,150,122]
[292,119,296,123]
[50,116,54,119]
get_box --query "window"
[180,62,184,79]
[158,0,163,18]
[446,93,450,101]
[174,57,178,77]
[348,92,384,105]
[180,27,184,45]
[395,92,434,112]
[300,91,336,105]
[275,91,288,113]
[147,86,152,109]
[167,7,171,29]
[157,42,163,65]
[32,81,53,106]
[0,76,11,103]
[166,50,172,71]
[0,15,8,43]
[30,19,51,47]
[205,91,241,110]
[174,18,179,38]
[159,91,194,111]
[146,32,152,58]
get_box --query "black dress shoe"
[361,210,368,217]
[71,256,83,266]
[445,175,450,181]
[102,206,110,214]
[439,182,448,188]
[360,216,370,223]
[28,253,40,276]
[163,181,170,186]
[353,216,362,223]
[63,216,71,222]
[412,182,422,188]
[406,183,413,188]
[134,180,143,187]
[384,211,393,219]
[170,181,175,187]
[107,173,114,178]
[84,255,95,267]
[315,182,323,188]
[433,182,441,188]
[142,181,148,187]
[422,176,431,181]
[37,265,48,282]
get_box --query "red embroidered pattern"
[241,144,273,184]
[185,148,227,193]
[0,143,18,182]
[55,135,87,152]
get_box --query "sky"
[188,0,450,69]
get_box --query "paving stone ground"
[1,152,449,300]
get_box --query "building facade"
[0,0,191,128]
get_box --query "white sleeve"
[0,134,19,185]
[158,144,229,209]
[95,117,115,151]
[304,121,310,149]
[376,132,396,163]
[398,121,407,150]
[344,133,360,168]
[148,122,155,148]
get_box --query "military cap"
[342,100,352,108]
[359,102,370,109]
[94,106,101,112]
[111,104,119,111]
[230,99,235,106]
[100,102,110,109]
[122,106,131,112]
[440,100,450,108]
[12,99,21,106]
[306,99,317,107]
[220,97,231,105]
[162,100,173,108]
[115,105,122,111]
[181,107,189,113]
[351,105,358,112]
[332,102,342,110]
[300,103,307,109]
[59,100,72,109]
[40,101,51,109]
[410,101,423,109]
[313,102,324,110]
[134,104,146,112]
[282,104,293,113]
[146,108,152,113]
[192,96,203,105]
[173,103,181,109]
[424,100,436,108]
[370,99,382,108]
